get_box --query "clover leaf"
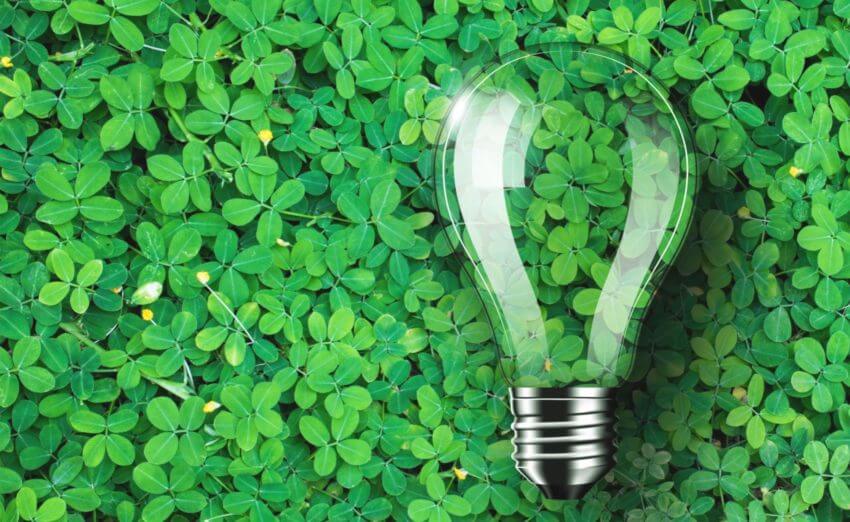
[299,407,371,476]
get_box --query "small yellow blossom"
[789,166,803,177]
[215,50,225,58]
[732,387,747,401]
[453,467,468,480]
[275,238,291,247]
[203,401,221,413]
[196,271,210,285]
[257,129,273,145]
[543,358,553,372]
[737,206,750,219]
[1,56,13,68]
[111,287,122,294]
[141,309,154,321]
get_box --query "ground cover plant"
[0,0,849,520]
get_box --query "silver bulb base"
[510,386,616,500]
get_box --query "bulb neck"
[509,386,617,500]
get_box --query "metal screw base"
[510,386,616,500]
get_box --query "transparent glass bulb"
[433,43,697,499]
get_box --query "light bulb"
[433,43,697,499]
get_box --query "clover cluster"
[0,0,847,520]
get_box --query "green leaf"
[802,475,825,504]
[169,24,198,58]
[805,441,830,474]
[112,0,159,16]
[337,439,370,465]
[47,249,75,282]
[18,367,55,392]
[764,308,792,342]
[692,84,727,119]
[68,1,110,24]
[70,410,107,433]
[110,16,145,51]
[299,416,330,446]
[221,384,252,417]
[830,478,850,509]
[0,468,22,494]
[146,397,179,431]
[232,246,272,274]
[76,260,103,287]
[17,487,37,520]
[376,216,415,250]
[314,445,336,476]
[796,338,826,373]
[148,155,184,182]
[223,199,262,226]
[133,463,169,495]
[142,496,175,521]
[167,228,202,264]
[417,385,443,428]
[39,281,70,306]
[370,180,401,218]
[36,498,67,522]
[36,165,75,201]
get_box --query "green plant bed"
[0,0,847,520]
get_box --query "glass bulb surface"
[435,43,696,388]
[433,43,697,499]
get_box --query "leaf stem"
[279,209,353,223]
[58,322,194,399]
[198,280,257,345]
[167,108,232,182]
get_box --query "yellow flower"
[257,129,273,145]
[111,286,122,294]
[275,238,291,247]
[0,56,12,68]
[543,358,552,372]
[737,206,750,219]
[453,467,468,480]
[141,309,154,321]
[196,271,210,284]
[732,387,747,401]
[789,166,803,177]
[203,401,221,413]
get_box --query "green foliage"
[0,0,848,520]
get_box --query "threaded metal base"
[510,386,616,500]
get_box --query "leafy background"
[0,0,848,520]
